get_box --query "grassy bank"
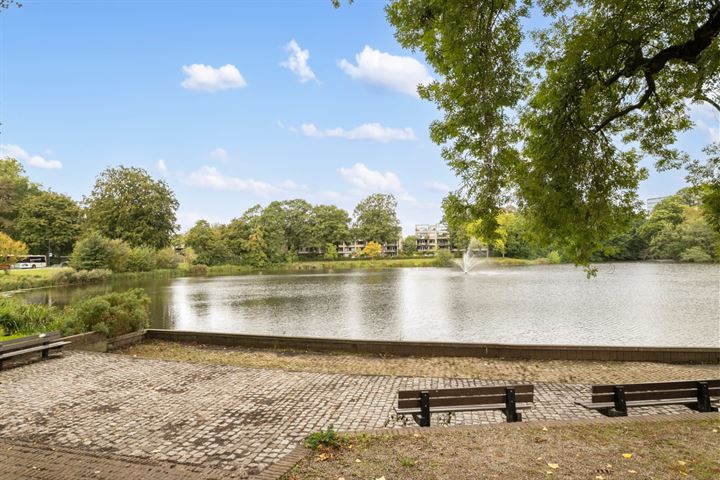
[285,417,720,479]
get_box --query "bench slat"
[398,392,533,409]
[577,398,720,410]
[396,403,534,415]
[591,387,720,404]
[0,341,71,359]
[0,332,62,351]
[398,385,533,399]
[591,379,720,394]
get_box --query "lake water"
[14,263,720,347]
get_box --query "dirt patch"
[285,417,720,479]
[119,340,720,384]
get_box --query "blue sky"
[1,1,717,235]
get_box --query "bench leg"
[412,391,431,427]
[692,382,719,413]
[504,387,520,422]
[607,386,628,417]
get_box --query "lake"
[14,262,720,347]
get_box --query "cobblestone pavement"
[0,352,710,478]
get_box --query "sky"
[1,1,718,235]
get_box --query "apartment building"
[336,238,404,257]
[645,196,669,213]
[415,223,450,252]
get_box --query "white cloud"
[424,181,450,193]
[181,64,247,92]
[278,179,309,190]
[210,147,229,163]
[339,163,404,192]
[300,122,415,143]
[339,46,433,97]
[182,166,278,196]
[0,144,62,169]
[688,100,720,142]
[281,39,317,83]
[156,159,168,173]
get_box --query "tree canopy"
[352,193,401,244]
[84,166,179,249]
[386,0,720,266]
[15,190,82,257]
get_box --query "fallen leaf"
[678,460,687,466]
[375,477,386,480]
[712,428,718,433]
[355,458,362,463]
[628,470,637,474]
[680,472,689,477]
[606,464,613,469]
[547,463,559,469]
[622,453,633,459]
[542,427,548,432]
[413,433,421,438]
[596,476,604,480]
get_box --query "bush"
[126,246,156,272]
[323,243,338,260]
[304,425,343,450]
[547,250,562,264]
[433,249,455,267]
[0,297,63,336]
[189,264,208,276]
[70,232,113,270]
[679,246,713,263]
[67,288,150,337]
[155,247,181,269]
[107,239,132,273]
[51,268,112,286]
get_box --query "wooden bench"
[0,332,71,370]
[576,379,720,416]
[396,385,534,426]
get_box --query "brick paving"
[0,351,713,479]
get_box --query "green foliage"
[679,246,713,263]
[352,194,401,245]
[304,425,343,450]
[686,143,720,232]
[189,264,208,276]
[547,251,562,264]
[402,235,417,256]
[154,247,181,270]
[386,0,719,266]
[184,220,233,266]
[245,227,269,267]
[15,190,82,257]
[50,268,112,286]
[84,166,178,249]
[0,297,63,336]
[64,288,150,338]
[0,158,40,235]
[312,204,351,247]
[70,232,113,270]
[126,246,156,272]
[323,243,338,260]
[433,249,454,267]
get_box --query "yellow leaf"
[355,458,362,463]
[542,427,548,432]
[413,433,421,438]
[628,470,637,474]
[547,463,559,469]
[712,428,718,433]
[678,460,687,466]
[606,464,613,469]
[596,476,604,480]
[622,453,633,459]
[375,477,387,480]
[680,472,689,477]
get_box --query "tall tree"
[0,232,28,271]
[0,158,39,234]
[352,194,401,244]
[311,204,351,247]
[84,166,178,249]
[386,0,720,266]
[15,190,82,258]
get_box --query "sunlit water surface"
[16,263,720,347]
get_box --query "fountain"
[456,245,482,273]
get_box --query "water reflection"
[13,263,720,347]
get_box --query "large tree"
[84,166,178,249]
[0,158,39,234]
[311,204,351,247]
[352,193,401,244]
[386,0,720,267]
[15,190,82,258]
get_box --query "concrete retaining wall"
[144,329,720,364]
[63,331,107,352]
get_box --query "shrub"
[86,269,112,282]
[679,246,713,263]
[547,250,562,264]
[189,264,208,276]
[433,249,455,267]
[70,232,113,270]
[0,297,63,336]
[107,239,132,273]
[51,268,112,286]
[155,247,181,269]
[51,268,77,285]
[304,425,343,450]
[67,288,150,337]
[323,243,338,260]
[126,246,156,272]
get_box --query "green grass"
[0,267,73,293]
